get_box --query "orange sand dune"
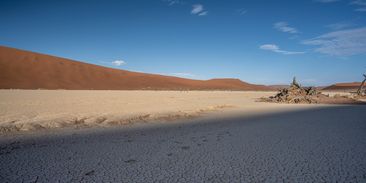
[0,46,270,90]
[323,82,362,90]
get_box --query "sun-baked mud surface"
[1,105,365,182]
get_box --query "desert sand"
[0,90,302,133]
[0,94,365,182]
[323,82,362,91]
[2,90,363,134]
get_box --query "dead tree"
[292,77,300,88]
[357,74,366,95]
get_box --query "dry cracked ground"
[1,105,366,182]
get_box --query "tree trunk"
[357,74,366,95]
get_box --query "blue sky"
[1,0,366,85]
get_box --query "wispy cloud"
[259,44,305,55]
[351,0,366,6]
[326,22,353,30]
[350,0,366,12]
[274,22,298,34]
[112,60,126,66]
[191,4,203,14]
[316,0,366,12]
[169,72,196,78]
[303,27,366,56]
[314,0,340,3]
[355,7,366,11]
[237,8,247,15]
[163,0,183,6]
[191,4,208,16]
[198,11,207,16]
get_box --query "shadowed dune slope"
[0,46,270,90]
[323,82,362,90]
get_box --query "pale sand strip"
[0,90,328,134]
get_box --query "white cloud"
[191,4,203,14]
[112,60,126,66]
[191,4,207,16]
[163,0,183,6]
[198,11,208,16]
[260,44,279,51]
[259,44,305,55]
[169,72,196,78]
[274,22,298,34]
[326,22,353,30]
[303,27,366,56]
[237,9,247,15]
[355,7,366,11]
[351,0,366,6]
[350,0,366,12]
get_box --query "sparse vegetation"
[260,77,364,104]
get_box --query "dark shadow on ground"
[1,105,366,182]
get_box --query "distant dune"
[0,46,270,90]
[267,85,289,90]
[323,82,362,91]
